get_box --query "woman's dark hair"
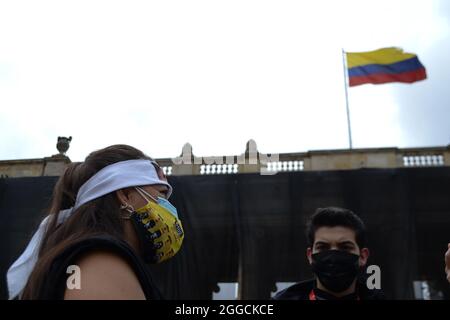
[306,207,367,249]
[21,144,153,299]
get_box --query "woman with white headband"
[7,144,184,300]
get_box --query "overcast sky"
[0,0,449,162]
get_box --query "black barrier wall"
[1,168,450,300]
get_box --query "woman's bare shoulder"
[64,250,146,300]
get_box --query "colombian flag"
[346,47,427,87]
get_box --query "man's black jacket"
[273,279,385,300]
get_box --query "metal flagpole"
[342,48,353,149]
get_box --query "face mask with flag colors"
[131,187,184,264]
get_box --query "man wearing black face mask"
[273,207,384,300]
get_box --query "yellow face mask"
[131,187,184,264]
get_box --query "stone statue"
[56,136,72,155]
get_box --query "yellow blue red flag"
[346,47,427,87]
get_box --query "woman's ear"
[116,188,132,207]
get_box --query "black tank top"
[37,235,163,299]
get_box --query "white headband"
[74,159,172,209]
[7,159,172,299]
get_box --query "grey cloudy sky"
[0,0,449,162]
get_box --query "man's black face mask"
[311,250,360,293]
